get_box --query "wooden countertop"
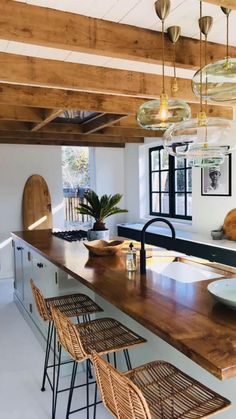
[12,229,236,380]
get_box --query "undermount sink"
[149,259,223,283]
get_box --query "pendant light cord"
[162,19,165,94]
[173,42,176,79]
[200,0,203,114]
[205,33,208,114]
[226,12,229,59]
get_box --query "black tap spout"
[140,218,176,275]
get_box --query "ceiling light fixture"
[192,6,236,102]
[163,1,235,168]
[136,0,191,131]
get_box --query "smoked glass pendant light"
[192,7,236,102]
[163,1,235,168]
[136,0,191,131]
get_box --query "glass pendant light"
[164,1,235,168]
[137,0,191,131]
[192,7,236,102]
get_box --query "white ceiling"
[1,0,235,80]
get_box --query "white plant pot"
[87,229,110,241]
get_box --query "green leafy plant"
[76,189,128,231]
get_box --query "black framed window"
[149,146,192,220]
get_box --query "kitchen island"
[12,229,236,418]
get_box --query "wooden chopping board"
[22,174,53,230]
[223,209,236,241]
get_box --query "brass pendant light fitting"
[136,0,191,131]
[167,25,181,95]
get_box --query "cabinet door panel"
[13,240,24,300]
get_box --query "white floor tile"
[0,279,111,419]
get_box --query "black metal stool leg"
[86,359,90,419]
[52,344,62,419]
[41,321,53,391]
[123,349,132,370]
[113,352,117,369]
[66,361,78,419]
[93,382,98,419]
[52,326,57,419]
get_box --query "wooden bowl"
[84,240,124,256]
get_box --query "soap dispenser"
[126,242,137,272]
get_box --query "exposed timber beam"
[0,84,145,114]
[0,105,43,122]
[0,0,235,69]
[202,0,236,9]
[0,85,232,118]
[80,114,127,134]
[0,138,125,148]
[0,53,196,102]
[115,103,234,127]
[97,127,163,138]
[0,121,157,138]
[0,121,31,131]
[0,131,144,143]
[31,108,63,131]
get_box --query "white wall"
[0,144,64,279]
[91,147,128,235]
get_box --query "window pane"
[187,169,192,192]
[175,193,185,215]
[161,193,169,213]
[152,173,160,191]
[152,193,160,213]
[175,170,185,192]
[160,149,169,170]
[175,157,185,169]
[151,151,160,171]
[187,194,192,216]
[161,172,169,192]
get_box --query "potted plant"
[76,189,128,241]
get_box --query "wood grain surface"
[22,175,52,230]
[223,209,236,241]
[12,229,236,380]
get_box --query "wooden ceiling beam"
[0,85,233,117]
[31,108,63,131]
[202,0,236,9]
[97,127,163,138]
[0,105,43,122]
[80,113,127,134]
[0,131,144,143]
[114,103,234,128]
[0,0,235,69]
[0,121,31,131]
[0,52,196,101]
[0,138,125,148]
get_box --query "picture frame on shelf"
[201,154,232,197]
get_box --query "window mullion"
[169,155,175,218]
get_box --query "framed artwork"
[201,154,232,196]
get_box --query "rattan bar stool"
[92,351,231,418]
[51,306,147,419]
[30,279,103,397]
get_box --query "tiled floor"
[0,279,111,419]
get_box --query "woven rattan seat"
[51,308,146,418]
[30,279,103,401]
[30,279,103,321]
[51,308,146,362]
[92,353,231,419]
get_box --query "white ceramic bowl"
[207,278,236,310]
